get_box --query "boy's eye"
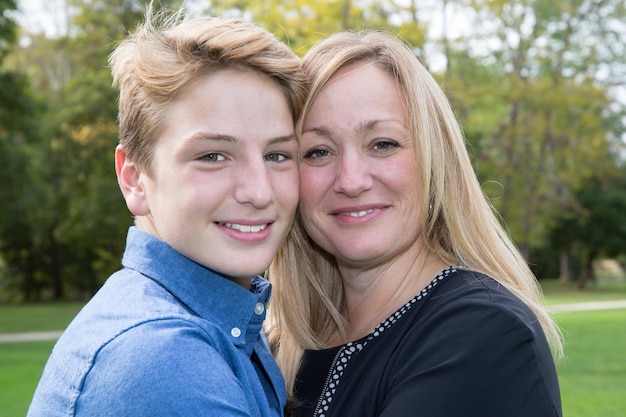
[201,153,225,162]
[302,147,330,159]
[265,152,288,162]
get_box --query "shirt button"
[254,302,265,315]
[231,327,241,338]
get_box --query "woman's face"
[299,61,426,269]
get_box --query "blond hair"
[266,30,562,398]
[109,6,306,173]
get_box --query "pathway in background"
[0,330,63,343]
[548,299,626,313]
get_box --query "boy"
[27,8,305,417]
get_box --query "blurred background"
[0,0,625,301]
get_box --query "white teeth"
[348,209,374,217]
[220,223,268,233]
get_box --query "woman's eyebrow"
[302,119,405,136]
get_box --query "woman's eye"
[302,147,330,159]
[373,139,399,151]
[265,152,288,162]
[200,153,225,162]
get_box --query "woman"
[267,30,562,417]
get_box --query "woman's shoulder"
[414,267,545,344]
[390,267,553,371]
[375,268,560,417]
[429,267,531,313]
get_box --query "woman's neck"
[328,248,447,346]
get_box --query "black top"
[291,267,562,417]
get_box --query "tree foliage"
[0,0,44,300]
[441,0,626,264]
[203,0,428,55]
[0,0,17,58]
[1,0,160,301]
[547,168,626,288]
[1,0,625,300]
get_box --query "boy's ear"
[115,145,150,216]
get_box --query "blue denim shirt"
[27,227,286,416]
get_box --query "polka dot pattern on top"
[313,266,456,417]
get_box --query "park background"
[0,0,625,416]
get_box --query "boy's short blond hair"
[109,9,305,173]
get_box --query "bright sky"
[14,0,212,38]
[15,0,66,37]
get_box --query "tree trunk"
[559,249,571,282]
[577,252,596,290]
[51,232,65,300]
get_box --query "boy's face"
[118,70,298,285]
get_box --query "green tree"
[442,0,626,263]
[4,0,625,299]
[0,0,17,55]
[203,0,428,54]
[0,0,45,301]
[2,0,184,300]
[548,167,626,288]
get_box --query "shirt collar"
[121,227,270,354]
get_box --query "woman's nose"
[333,151,373,197]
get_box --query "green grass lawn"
[554,308,626,417]
[0,303,84,417]
[541,279,626,305]
[0,282,625,416]
[0,341,56,417]
[0,302,85,334]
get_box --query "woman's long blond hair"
[266,30,562,398]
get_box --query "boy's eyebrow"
[185,131,297,145]
[267,134,298,145]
